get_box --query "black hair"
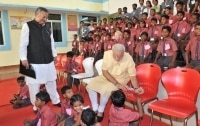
[150,8,156,12]
[36,91,50,104]
[106,33,111,37]
[123,7,127,10]
[81,108,96,126]
[176,1,184,6]
[161,14,169,20]
[124,30,131,35]
[111,90,126,107]
[61,85,72,94]
[74,34,78,37]
[66,51,74,58]
[151,17,157,22]
[162,26,171,33]
[80,21,84,23]
[177,10,185,16]
[70,94,84,106]
[195,22,200,27]
[142,12,148,17]
[141,31,148,37]
[103,18,107,21]
[192,13,200,20]
[35,7,48,15]
[165,6,172,10]
[17,76,25,82]
[132,3,137,7]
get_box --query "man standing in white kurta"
[19,7,60,111]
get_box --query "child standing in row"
[10,76,31,109]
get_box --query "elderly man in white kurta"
[19,7,60,111]
[86,44,144,122]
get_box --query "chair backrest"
[61,55,67,67]
[162,68,200,104]
[82,57,95,76]
[136,63,162,96]
[74,55,84,73]
[55,54,63,67]
[95,59,103,75]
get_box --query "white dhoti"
[25,61,60,110]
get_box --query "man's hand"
[54,57,57,65]
[22,60,29,69]
[116,83,128,90]
[134,87,144,95]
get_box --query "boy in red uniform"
[72,34,79,56]
[135,32,152,65]
[10,76,31,109]
[185,22,200,72]
[109,90,142,126]
[154,26,178,70]
[24,91,58,126]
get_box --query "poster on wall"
[10,16,32,29]
[67,15,78,31]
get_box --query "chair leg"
[169,116,173,126]
[150,109,154,126]
[184,118,188,126]
[195,111,198,126]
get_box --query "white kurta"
[19,23,57,84]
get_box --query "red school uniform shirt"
[19,84,29,99]
[157,24,172,38]
[61,99,72,116]
[39,105,58,126]
[93,41,102,53]
[135,41,152,57]
[157,37,178,56]
[72,40,79,49]
[172,20,191,40]
[104,40,115,51]
[109,104,139,126]
[148,25,160,41]
[135,27,149,39]
[120,38,135,55]
[65,60,78,74]
[185,36,200,60]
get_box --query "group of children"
[10,76,142,126]
[72,0,200,71]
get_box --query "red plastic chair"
[55,54,62,67]
[74,55,84,73]
[124,63,161,111]
[148,68,200,126]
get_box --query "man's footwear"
[54,103,61,107]
[96,112,104,122]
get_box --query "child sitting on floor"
[80,108,101,126]
[64,94,89,126]
[57,85,74,125]
[24,91,58,126]
[109,90,142,126]
[9,76,31,109]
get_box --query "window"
[82,15,97,26]
[0,12,4,45]
[46,14,62,42]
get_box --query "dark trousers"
[67,73,80,88]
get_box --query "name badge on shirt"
[73,42,76,46]
[150,38,155,41]
[138,37,141,40]
[165,44,170,50]
[182,28,186,33]
[96,44,99,48]
[144,45,150,50]
[183,17,186,21]
[108,45,112,49]
[163,53,167,56]
[106,27,109,30]
[111,26,114,29]
[169,20,173,24]
[66,108,72,115]
[127,41,131,45]
[37,119,41,126]
[177,33,181,37]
